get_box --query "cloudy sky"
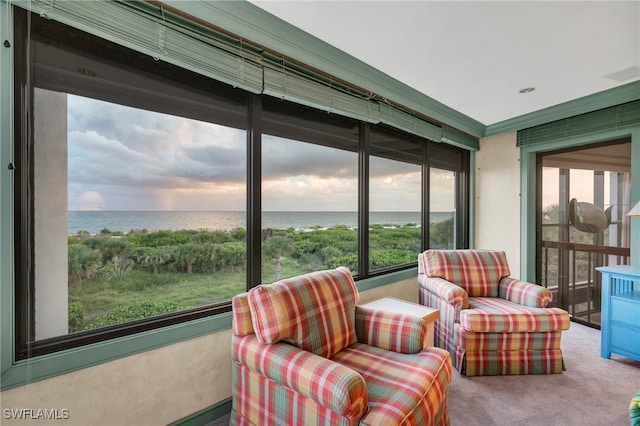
[67,94,455,212]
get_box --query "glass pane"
[430,168,456,249]
[262,99,359,282]
[539,141,631,325]
[33,88,246,339]
[369,128,422,270]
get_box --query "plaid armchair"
[418,249,571,376]
[231,267,452,425]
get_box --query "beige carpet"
[211,323,639,425]
[448,322,640,426]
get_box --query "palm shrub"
[68,243,102,286]
[263,235,295,281]
[139,246,174,274]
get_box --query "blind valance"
[517,100,640,147]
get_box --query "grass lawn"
[72,261,310,331]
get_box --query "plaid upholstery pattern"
[332,343,452,426]
[420,249,511,297]
[231,361,363,426]
[419,276,469,367]
[232,267,452,424]
[418,249,571,376]
[461,297,571,333]
[455,326,563,351]
[355,306,427,354]
[248,267,358,359]
[417,276,468,308]
[232,293,254,336]
[462,349,565,376]
[499,277,553,307]
[232,335,367,417]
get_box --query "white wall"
[474,132,521,278]
[0,278,417,425]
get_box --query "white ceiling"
[249,1,640,126]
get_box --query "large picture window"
[18,13,248,355]
[12,9,470,359]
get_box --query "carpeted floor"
[448,322,640,426]
[210,322,639,425]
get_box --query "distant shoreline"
[68,210,453,235]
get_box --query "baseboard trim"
[168,398,232,426]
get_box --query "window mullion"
[358,123,369,277]
[247,94,262,289]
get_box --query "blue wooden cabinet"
[596,265,640,361]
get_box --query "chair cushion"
[460,297,571,333]
[231,292,254,336]
[331,343,452,425]
[247,267,358,359]
[422,250,511,297]
[355,306,427,354]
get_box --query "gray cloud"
[67,94,432,211]
[262,136,358,179]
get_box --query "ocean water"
[68,211,453,234]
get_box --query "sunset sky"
[67,95,455,213]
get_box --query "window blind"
[441,125,480,151]
[378,103,442,143]
[11,0,478,150]
[263,64,381,124]
[12,0,264,94]
[517,100,640,147]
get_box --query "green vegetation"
[68,220,453,332]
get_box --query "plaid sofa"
[418,249,570,376]
[231,267,453,425]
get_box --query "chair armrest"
[232,335,367,417]
[418,276,468,308]
[499,277,553,307]
[354,306,426,353]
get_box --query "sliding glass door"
[537,139,632,327]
